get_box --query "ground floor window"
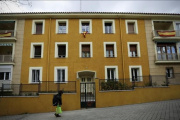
[166,67,174,78]
[0,72,10,80]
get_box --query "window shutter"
[59,23,66,26]
[105,23,112,26]
[82,45,90,52]
[130,45,137,51]
[128,23,134,33]
[34,46,41,57]
[58,45,66,57]
[82,23,89,26]
[106,45,114,50]
[36,23,43,34]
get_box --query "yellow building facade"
[20,17,149,85]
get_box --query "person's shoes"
[54,113,57,117]
[56,114,61,117]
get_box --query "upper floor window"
[125,20,138,34]
[0,72,10,80]
[82,45,90,58]
[56,20,68,34]
[79,42,93,58]
[127,42,141,57]
[0,66,12,80]
[0,20,16,37]
[103,20,115,34]
[30,43,44,58]
[104,42,117,57]
[32,20,45,34]
[79,19,92,33]
[55,42,68,58]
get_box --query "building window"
[32,70,40,82]
[55,42,68,58]
[166,67,174,78]
[56,20,68,34]
[125,20,138,34]
[32,20,45,34]
[34,46,41,58]
[104,42,117,57]
[107,68,115,80]
[103,20,115,34]
[157,43,177,60]
[105,66,118,80]
[131,68,140,81]
[130,45,137,57]
[54,66,68,83]
[82,45,90,58]
[127,42,140,57]
[129,66,142,82]
[106,45,114,57]
[0,72,10,80]
[29,67,42,83]
[79,19,92,33]
[30,43,44,58]
[79,42,93,58]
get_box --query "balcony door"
[157,43,177,60]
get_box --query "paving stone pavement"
[1,99,180,120]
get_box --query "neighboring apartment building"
[145,19,180,84]
[0,12,180,91]
[0,18,24,89]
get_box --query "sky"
[0,0,180,13]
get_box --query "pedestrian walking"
[53,90,63,117]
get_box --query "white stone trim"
[129,65,142,81]
[103,42,117,57]
[32,20,45,34]
[29,67,43,83]
[127,42,141,57]
[56,19,68,34]
[105,66,119,80]
[76,70,97,79]
[0,65,13,80]
[55,42,68,58]
[125,20,138,34]
[79,19,92,34]
[30,42,44,58]
[79,42,93,57]
[102,19,115,34]
[54,66,68,83]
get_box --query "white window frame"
[79,42,93,57]
[55,42,68,58]
[129,65,142,82]
[30,42,44,58]
[29,67,42,83]
[105,66,118,81]
[125,20,138,34]
[56,19,68,34]
[127,42,141,57]
[102,19,115,34]
[79,19,92,34]
[54,66,68,83]
[32,20,45,34]
[103,42,117,57]
[0,65,13,80]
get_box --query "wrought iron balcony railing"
[156,53,180,61]
[0,55,13,62]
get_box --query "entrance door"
[80,77,95,108]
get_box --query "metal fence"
[0,81,76,97]
[99,75,172,91]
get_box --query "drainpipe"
[47,18,52,91]
[119,18,125,83]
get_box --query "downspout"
[47,18,52,91]
[119,18,125,82]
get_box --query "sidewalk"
[0,99,180,120]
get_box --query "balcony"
[152,30,180,41]
[0,30,17,41]
[0,55,14,64]
[155,53,180,64]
